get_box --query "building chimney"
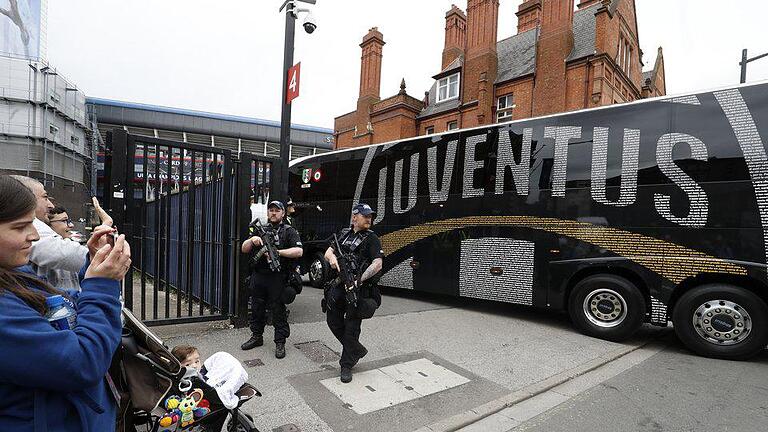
[442,5,467,69]
[359,27,385,99]
[463,0,499,126]
[532,0,575,116]
[516,0,541,33]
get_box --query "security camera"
[303,12,317,34]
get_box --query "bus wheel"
[309,253,330,288]
[672,284,768,360]
[569,274,646,342]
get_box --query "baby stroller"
[114,308,261,431]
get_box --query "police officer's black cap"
[352,203,376,217]
[286,197,294,206]
[268,200,285,211]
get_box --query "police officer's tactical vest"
[248,221,290,273]
[338,227,372,254]
[337,227,380,286]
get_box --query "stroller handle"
[135,353,186,382]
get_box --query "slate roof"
[643,70,653,83]
[495,28,538,84]
[419,3,601,119]
[565,4,598,62]
[435,56,463,79]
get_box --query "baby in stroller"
[115,309,261,432]
[171,345,251,412]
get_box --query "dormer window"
[437,73,460,102]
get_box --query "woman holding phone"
[0,175,131,431]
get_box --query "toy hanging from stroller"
[113,309,261,431]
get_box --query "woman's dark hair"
[0,175,36,223]
[0,175,60,314]
[49,205,68,217]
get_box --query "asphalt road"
[154,286,765,432]
[509,344,768,432]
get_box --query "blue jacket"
[0,265,122,431]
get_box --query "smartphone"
[83,203,100,231]
[108,230,119,246]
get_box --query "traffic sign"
[287,62,301,104]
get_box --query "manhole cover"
[293,340,340,363]
[244,358,264,367]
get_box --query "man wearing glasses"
[48,206,75,239]
[45,205,83,290]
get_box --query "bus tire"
[568,274,646,342]
[672,284,768,360]
[309,253,330,288]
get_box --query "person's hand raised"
[92,197,113,227]
[87,225,117,260]
[85,234,132,280]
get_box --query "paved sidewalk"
[153,287,666,432]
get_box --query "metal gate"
[106,130,277,326]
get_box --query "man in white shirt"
[11,176,91,276]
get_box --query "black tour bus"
[289,81,768,360]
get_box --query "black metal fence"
[106,131,276,326]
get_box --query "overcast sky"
[48,0,768,130]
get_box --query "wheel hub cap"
[692,300,751,346]
[583,289,627,328]
[310,260,323,280]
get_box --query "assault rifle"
[249,219,281,273]
[331,233,361,308]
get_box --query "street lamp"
[740,48,768,84]
[277,0,317,201]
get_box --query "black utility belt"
[253,270,286,276]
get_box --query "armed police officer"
[241,201,303,359]
[284,197,296,226]
[323,203,384,383]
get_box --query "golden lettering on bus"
[380,215,746,284]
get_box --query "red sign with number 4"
[286,62,301,104]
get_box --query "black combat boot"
[340,367,353,383]
[241,334,263,350]
[275,342,286,359]
[350,344,368,367]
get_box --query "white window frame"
[616,35,624,69]
[447,121,458,131]
[497,94,515,122]
[425,126,435,135]
[437,73,460,103]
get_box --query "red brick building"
[334,0,666,149]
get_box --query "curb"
[414,340,653,432]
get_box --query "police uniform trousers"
[326,284,366,368]
[249,272,290,343]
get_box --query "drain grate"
[243,358,264,367]
[293,340,340,363]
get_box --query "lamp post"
[277,0,316,201]
[740,48,768,84]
